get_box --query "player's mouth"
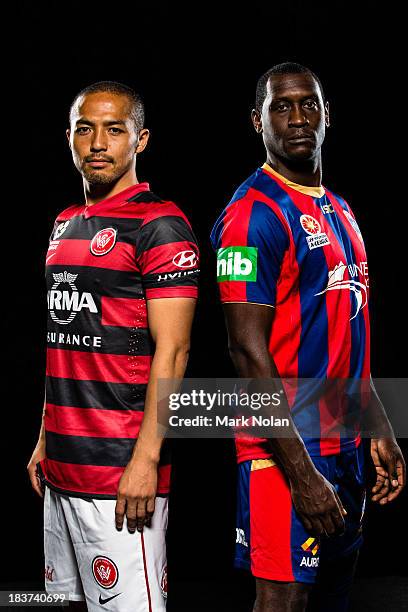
[287,132,315,144]
[85,157,113,168]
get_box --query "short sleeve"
[135,214,199,299]
[210,199,289,306]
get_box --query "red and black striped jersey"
[38,182,199,498]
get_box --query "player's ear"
[135,128,150,154]
[324,101,330,128]
[66,128,72,150]
[251,109,263,134]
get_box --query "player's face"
[254,73,329,162]
[67,92,149,185]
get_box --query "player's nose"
[90,128,108,151]
[288,105,308,126]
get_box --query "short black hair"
[255,62,325,112]
[69,81,145,130]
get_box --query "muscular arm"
[115,297,196,533]
[224,302,347,537]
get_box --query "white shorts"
[44,486,168,611]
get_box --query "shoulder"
[55,203,84,222]
[122,190,192,229]
[325,187,355,216]
[211,192,289,250]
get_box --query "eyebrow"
[271,93,319,102]
[75,118,127,126]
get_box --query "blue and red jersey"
[39,182,199,498]
[210,164,370,458]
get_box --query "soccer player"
[210,63,405,611]
[27,81,199,611]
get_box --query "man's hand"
[290,467,347,537]
[371,438,406,504]
[27,442,46,498]
[115,457,158,533]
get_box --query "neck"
[84,168,138,206]
[266,152,322,187]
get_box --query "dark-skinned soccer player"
[211,63,405,612]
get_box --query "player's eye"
[304,99,318,110]
[272,103,289,112]
[76,126,91,134]
[108,127,124,134]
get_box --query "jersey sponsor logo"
[301,537,319,556]
[314,260,369,320]
[343,210,364,243]
[157,269,199,282]
[53,220,70,239]
[300,537,320,567]
[216,246,258,282]
[300,556,320,568]
[172,250,198,268]
[90,227,117,256]
[160,566,168,599]
[299,215,330,250]
[236,527,248,547]
[48,271,98,325]
[92,556,119,589]
[44,565,55,582]
[99,593,122,605]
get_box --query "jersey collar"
[262,163,325,198]
[83,182,150,218]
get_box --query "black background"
[3,1,407,610]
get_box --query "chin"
[82,170,116,185]
[285,147,317,162]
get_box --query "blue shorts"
[235,443,366,584]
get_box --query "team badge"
[90,228,117,256]
[172,250,198,268]
[299,214,330,250]
[92,556,119,589]
[160,566,168,599]
[44,565,55,582]
[343,210,364,243]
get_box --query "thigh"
[318,444,366,563]
[44,487,86,602]
[255,579,311,612]
[306,550,359,612]
[235,460,321,585]
[67,494,168,612]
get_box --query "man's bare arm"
[364,378,406,504]
[224,302,347,537]
[27,399,47,498]
[115,297,196,533]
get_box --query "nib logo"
[216,247,258,282]
[315,260,369,320]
